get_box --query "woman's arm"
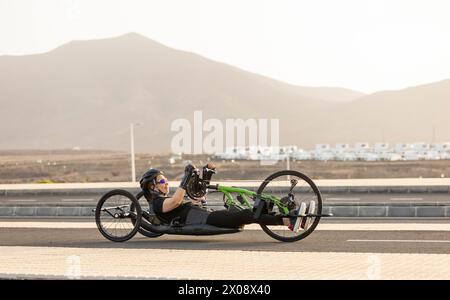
[161,187,186,213]
[161,164,196,213]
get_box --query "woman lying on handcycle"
[140,164,309,232]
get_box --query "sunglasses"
[155,178,167,185]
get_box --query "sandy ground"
[1,150,449,183]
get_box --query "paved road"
[1,218,449,279]
[1,218,449,254]
[1,192,450,205]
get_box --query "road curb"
[1,203,449,218]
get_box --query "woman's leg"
[206,209,284,228]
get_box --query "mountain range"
[1,32,448,153]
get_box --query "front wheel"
[95,189,142,242]
[258,170,322,242]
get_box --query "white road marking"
[326,198,361,201]
[0,222,96,228]
[390,197,424,201]
[348,239,450,243]
[61,199,94,202]
[7,199,36,202]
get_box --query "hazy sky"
[1,0,450,93]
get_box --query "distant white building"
[374,143,389,153]
[412,142,430,154]
[315,144,330,151]
[394,143,412,154]
[315,152,335,161]
[340,152,357,161]
[331,144,351,160]
[354,143,370,151]
[213,141,450,161]
[332,143,351,154]
[281,145,298,155]
[353,143,370,160]
[403,150,423,161]
[362,152,379,161]
[293,149,313,160]
[334,143,351,151]
[215,147,241,160]
[432,142,450,152]
[313,144,334,160]
[380,152,403,161]
[423,150,441,160]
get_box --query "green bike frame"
[209,184,290,215]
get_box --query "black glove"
[179,164,196,190]
[202,163,216,182]
[203,163,216,172]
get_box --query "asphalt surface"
[1,192,450,205]
[1,218,449,254]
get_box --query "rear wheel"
[257,170,322,242]
[95,189,141,242]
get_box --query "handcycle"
[94,166,332,243]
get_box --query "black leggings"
[206,209,284,228]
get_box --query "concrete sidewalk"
[1,246,449,279]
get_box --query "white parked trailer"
[412,142,430,154]
[354,143,370,151]
[423,150,441,160]
[331,144,351,160]
[334,143,351,151]
[353,143,371,160]
[394,143,412,154]
[403,150,423,161]
[361,152,379,161]
[280,145,298,154]
[315,152,335,161]
[432,142,450,152]
[374,143,390,152]
[293,149,313,160]
[214,148,234,160]
[315,144,330,151]
[313,144,334,160]
[213,142,450,161]
[339,152,357,161]
[218,146,246,159]
[380,153,403,161]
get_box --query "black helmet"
[139,168,163,190]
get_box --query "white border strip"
[1,178,450,190]
[1,222,450,231]
[348,239,450,243]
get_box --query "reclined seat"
[140,214,242,236]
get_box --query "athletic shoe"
[288,202,306,232]
[301,200,316,230]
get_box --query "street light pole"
[286,154,290,181]
[130,122,143,182]
[130,123,137,182]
